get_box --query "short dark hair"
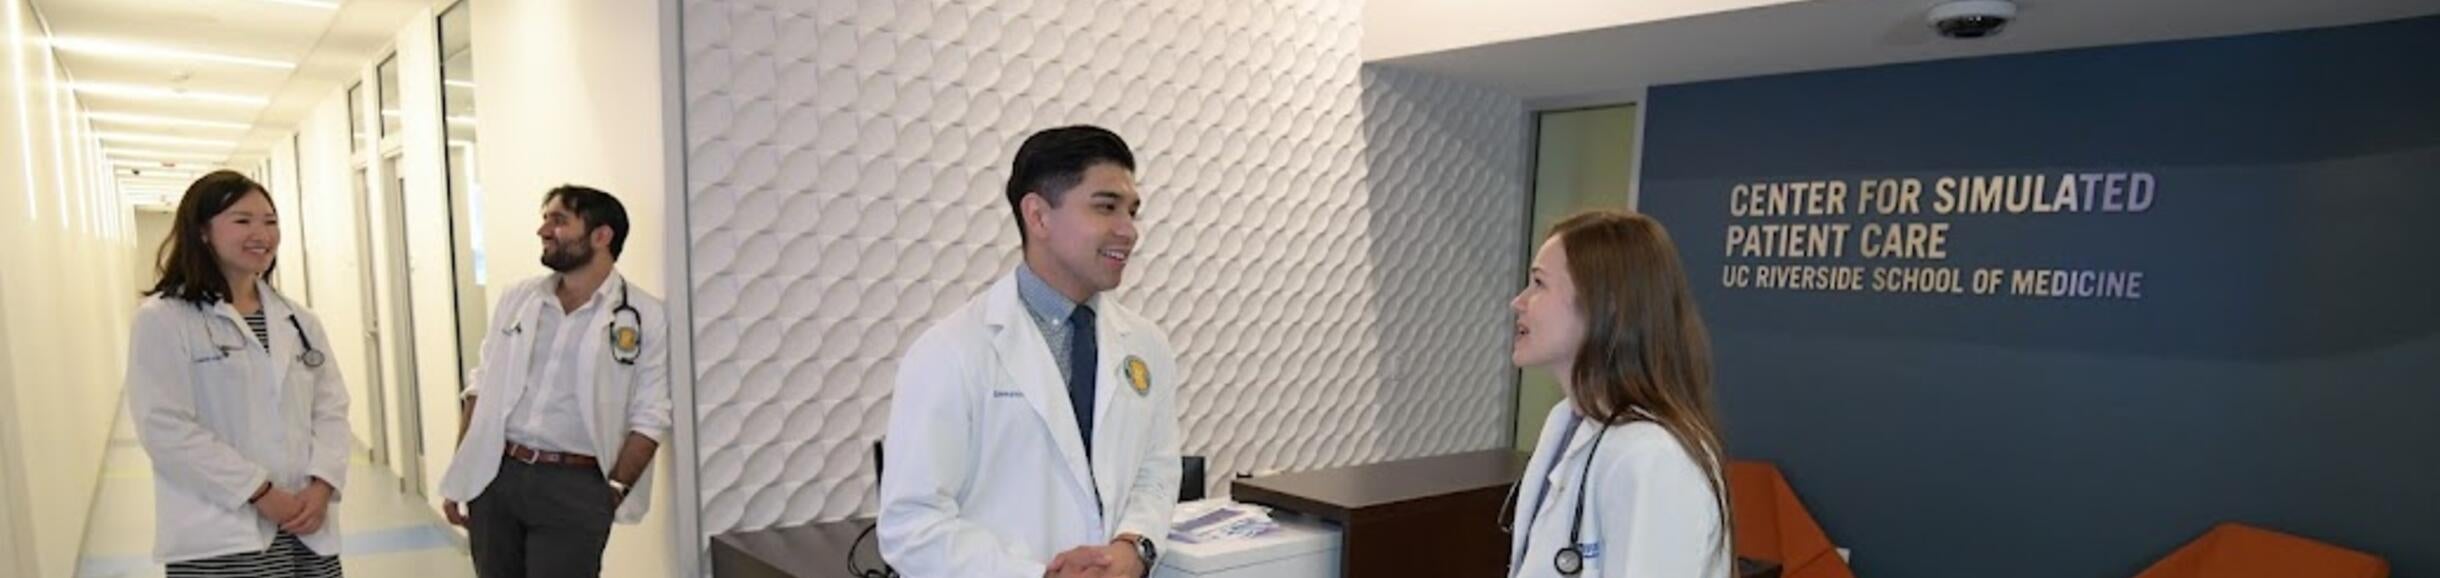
[147,170,274,306]
[544,185,630,259]
[1004,125,1135,243]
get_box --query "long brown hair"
[1550,209,1731,556]
[146,170,274,306]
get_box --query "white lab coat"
[124,280,351,563]
[1511,402,1730,578]
[438,272,671,523]
[879,270,1183,578]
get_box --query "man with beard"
[437,185,672,578]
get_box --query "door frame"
[350,163,393,470]
[373,151,425,497]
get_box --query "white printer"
[1152,502,1341,578]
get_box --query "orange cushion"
[1728,461,1855,578]
[2133,523,2387,578]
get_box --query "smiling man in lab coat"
[880,125,1182,578]
[437,185,672,578]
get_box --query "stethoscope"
[1554,427,1608,575]
[501,283,643,365]
[606,284,641,365]
[1499,419,1615,577]
[290,315,325,368]
[201,306,324,369]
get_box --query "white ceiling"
[1376,0,2440,108]
[32,0,430,206]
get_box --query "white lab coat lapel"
[570,274,617,450]
[197,301,266,444]
[1512,403,1574,568]
[983,274,1098,507]
[1539,417,1604,529]
[1089,307,1135,527]
[203,286,289,398]
[497,290,548,411]
[257,280,297,395]
[203,302,252,360]
[1515,405,1664,576]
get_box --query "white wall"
[0,0,142,574]
[473,0,681,576]
[473,0,670,297]
[135,209,174,273]
[1362,0,1806,60]
[0,274,34,578]
[681,0,1529,551]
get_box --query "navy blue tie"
[1068,305,1097,460]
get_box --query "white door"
[352,166,392,469]
[370,154,425,496]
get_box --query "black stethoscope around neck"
[1554,427,1608,575]
[289,314,325,368]
[1500,420,1614,577]
[211,299,326,368]
[607,283,642,365]
[506,282,643,365]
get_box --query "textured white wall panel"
[683,0,1529,535]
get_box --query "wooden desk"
[713,455,1771,578]
[1230,450,1528,578]
[710,517,883,578]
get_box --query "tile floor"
[73,407,474,578]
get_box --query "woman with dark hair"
[1504,210,1732,578]
[124,170,351,577]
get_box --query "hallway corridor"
[72,405,474,578]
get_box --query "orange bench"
[2132,522,2387,578]
[1728,461,1856,578]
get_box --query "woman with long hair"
[1505,210,1732,578]
[124,170,350,577]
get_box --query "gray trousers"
[469,457,617,578]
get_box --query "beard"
[540,240,594,272]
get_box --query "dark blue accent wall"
[1639,16,2440,578]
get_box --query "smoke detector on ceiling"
[1928,0,2018,39]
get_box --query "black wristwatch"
[1117,534,1157,576]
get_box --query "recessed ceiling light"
[122,174,201,180]
[117,163,198,171]
[445,79,475,89]
[257,0,341,9]
[106,148,227,161]
[70,82,268,106]
[87,111,250,130]
[47,37,295,69]
[95,132,239,148]
[121,178,199,186]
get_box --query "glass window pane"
[437,0,486,380]
[1515,104,1639,450]
[378,54,402,138]
[347,82,364,152]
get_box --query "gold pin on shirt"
[1124,356,1151,396]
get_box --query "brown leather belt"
[505,441,600,468]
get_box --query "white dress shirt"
[505,278,612,454]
